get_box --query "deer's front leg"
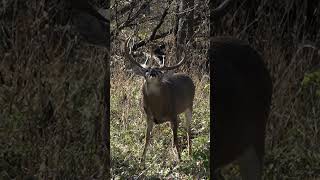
[185,108,192,156]
[141,116,153,163]
[170,117,180,161]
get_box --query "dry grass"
[1,1,109,179]
[1,0,320,179]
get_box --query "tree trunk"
[175,0,194,63]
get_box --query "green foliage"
[302,70,320,97]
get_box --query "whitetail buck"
[124,38,195,162]
[211,37,273,179]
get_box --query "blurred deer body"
[209,0,273,178]
[125,39,195,162]
[212,37,273,180]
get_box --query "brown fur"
[142,73,195,123]
[141,72,195,161]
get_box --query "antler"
[125,38,186,71]
[151,55,164,67]
[157,52,186,71]
[125,38,146,70]
[160,55,165,68]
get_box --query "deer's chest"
[143,86,173,123]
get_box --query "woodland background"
[1,0,320,179]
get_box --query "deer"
[124,38,195,162]
[211,37,273,179]
[207,0,273,179]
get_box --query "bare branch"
[211,0,236,19]
[111,1,139,19]
[111,0,153,39]
[70,0,110,23]
[132,30,172,50]
[149,6,170,41]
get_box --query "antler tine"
[151,55,164,67]
[125,38,146,70]
[143,53,149,65]
[161,55,165,68]
[142,52,150,68]
[158,52,186,71]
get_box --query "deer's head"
[124,38,186,85]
